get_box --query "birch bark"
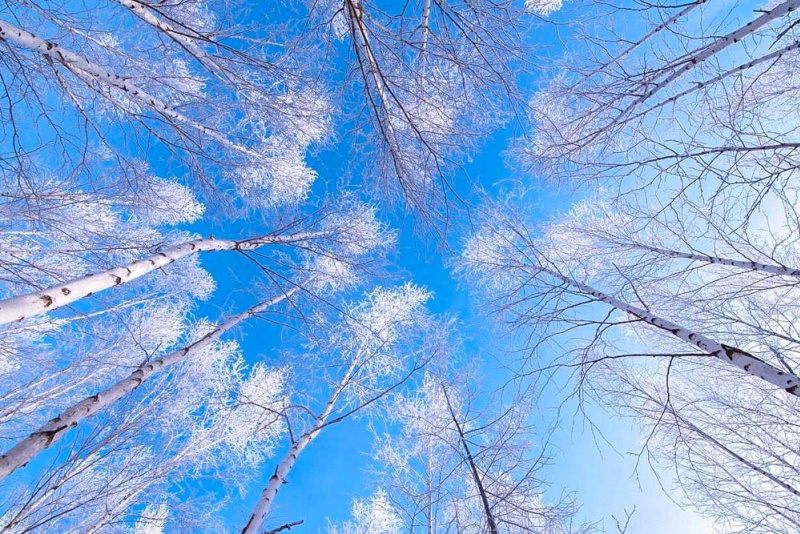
[110,0,224,76]
[346,0,403,151]
[240,361,358,534]
[0,289,296,481]
[0,19,259,158]
[0,231,322,325]
[677,413,800,497]
[630,243,800,277]
[539,267,800,395]
[628,39,800,122]
[579,0,705,83]
[611,0,800,122]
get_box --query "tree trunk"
[0,289,296,481]
[0,238,233,324]
[420,0,432,54]
[540,267,800,396]
[0,230,322,325]
[629,40,800,123]
[677,412,800,497]
[111,0,222,75]
[616,0,800,118]
[0,19,259,158]
[632,243,800,277]
[345,0,404,158]
[239,426,318,534]
[580,0,704,82]
[441,385,500,534]
[240,361,358,534]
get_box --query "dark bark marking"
[721,345,736,361]
[35,424,70,447]
[241,516,255,534]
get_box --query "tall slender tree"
[591,353,800,533]
[0,322,288,532]
[524,0,800,220]
[459,194,800,530]
[458,202,800,396]
[367,369,584,533]
[310,0,535,221]
[241,283,439,534]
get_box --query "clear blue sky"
[190,122,717,531]
[176,1,738,529]
[0,1,757,531]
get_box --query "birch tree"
[0,326,288,532]
[0,196,385,460]
[0,3,345,440]
[241,283,439,534]
[0,199,385,325]
[310,0,540,221]
[366,370,584,533]
[0,0,329,210]
[590,352,800,533]
[509,3,800,524]
[538,193,800,530]
[543,194,800,371]
[459,195,800,529]
[523,0,800,220]
[0,287,295,482]
[0,161,216,455]
[0,195,390,480]
[458,201,800,396]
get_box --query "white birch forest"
[0,0,798,532]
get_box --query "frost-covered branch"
[0,288,296,480]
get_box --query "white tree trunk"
[0,231,322,325]
[0,289,296,481]
[677,413,800,497]
[581,0,703,82]
[630,39,800,122]
[239,426,319,534]
[633,243,800,277]
[629,141,800,165]
[540,267,800,396]
[0,238,232,324]
[110,0,224,76]
[420,0,432,54]
[616,0,800,118]
[0,19,259,158]
[346,0,401,144]
[240,361,357,534]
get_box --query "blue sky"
[191,122,718,532]
[0,0,773,531]
[172,1,762,530]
